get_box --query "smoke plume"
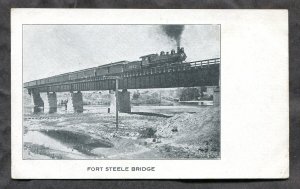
[161,25,185,47]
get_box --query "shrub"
[179,87,201,101]
[132,91,140,100]
[139,127,157,138]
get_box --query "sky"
[23,25,220,82]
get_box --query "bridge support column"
[39,93,49,113]
[47,92,57,113]
[72,91,83,113]
[119,89,131,113]
[109,89,131,113]
[30,90,44,113]
[213,87,220,106]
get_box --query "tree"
[179,87,200,101]
[132,90,140,100]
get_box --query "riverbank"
[23,105,220,159]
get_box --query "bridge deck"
[25,58,220,92]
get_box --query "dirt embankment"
[155,107,220,159]
[23,106,220,159]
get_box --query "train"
[24,47,187,87]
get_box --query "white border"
[12,9,288,179]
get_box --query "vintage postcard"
[11,9,288,179]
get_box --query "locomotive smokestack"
[161,25,185,48]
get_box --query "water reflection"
[24,130,113,157]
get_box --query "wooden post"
[104,75,121,131]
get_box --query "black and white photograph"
[22,24,221,160]
[11,9,288,179]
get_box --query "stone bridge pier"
[71,91,83,113]
[31,91,58,114]
[30,90,44,113]
[47,92,57,113]
[109,89,131,113]
[213,87,220,106]
[213,76,221,106]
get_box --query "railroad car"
[96,66,108,76]
[83,69,95,78]
[77,71,84,79]
[24,47,187,87]
[106,61,129,74]
[48,77,54,83]
[55,76,62,83]
[28,80,36,87]
[124,61,142,71]
[40,79,46,85]
[62,74,70,82]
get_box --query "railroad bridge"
[24,58,220,113]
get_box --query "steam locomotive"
[24,47,187,87]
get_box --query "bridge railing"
[188,58,220,67]
[120,58,220,78]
